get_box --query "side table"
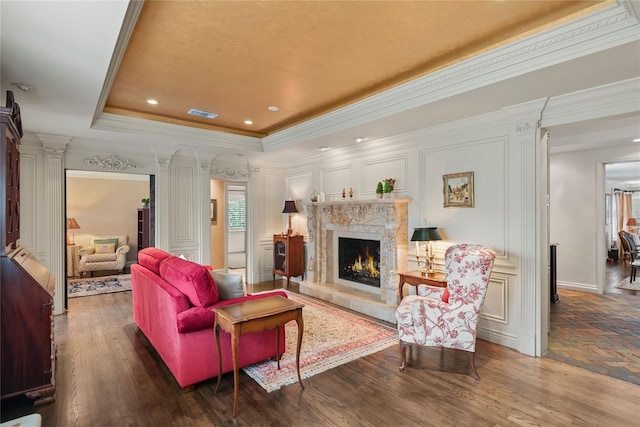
[398,270,447,302]
[213,295,305,418]
[67,244,81,277]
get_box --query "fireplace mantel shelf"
[302,197,412,207]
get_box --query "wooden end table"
[398,270,447,302]
[213,295,305,418]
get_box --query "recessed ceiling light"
[244,120,253,125]
[318,146,330,151]
[354,137,366,143]
[267,106,279,112]
[146,99,158,105]
[634,138,640,142]
[11,83,33,92]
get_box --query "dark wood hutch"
[1,91,56,406]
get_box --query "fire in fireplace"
[338,237,381,288]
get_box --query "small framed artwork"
[443,171,474,208]
[210,199,217,224]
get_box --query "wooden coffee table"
[213,295,304,417]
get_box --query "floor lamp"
[66,217,80,245]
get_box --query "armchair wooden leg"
[469,351,480,380]
[399,340,410,371]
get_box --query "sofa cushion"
[211,271,245,300]
[85,253,117,262]
[95,242,116,254]
[94,238,120,248]
[176,290,289,334]
[160,256,219,307]
[138,247,172,276]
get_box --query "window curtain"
[614,190,633,256]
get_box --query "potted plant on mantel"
[141,198,150,208]
[376,182,384,199]
[383,178,395,198]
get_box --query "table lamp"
[411,227,442,276]
[627,217,638,233]
[282,200,298,235]
[66,217,80,245]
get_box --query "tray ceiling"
[104,1,607,138]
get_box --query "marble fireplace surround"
[300,198,411,323]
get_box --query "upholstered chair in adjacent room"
[79,235,131,277]
[395,243,496,379]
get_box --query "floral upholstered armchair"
[395,243,495,379]
[79,235,131,277]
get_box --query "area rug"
[68,274,132,298]
[614,277,640,291]
[242,291,398,392]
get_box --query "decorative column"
[154,158,171,251]
[43,148,66,315]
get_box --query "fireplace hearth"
[301,198,411,323]
[339,237,380,288]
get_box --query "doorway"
[546,154,640,384]
[65,170,153,306]
[210,180,247,283]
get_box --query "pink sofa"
[131,247,286,389]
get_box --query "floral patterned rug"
[243,290,398,392]
[67,274,132,298]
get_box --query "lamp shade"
[66,218,80,229]
[627,218,638,227]
[282,200,298,214]
[410,227,442,242]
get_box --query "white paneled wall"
[320,164,353,201]
[282,112,522,350]
[18,78,639,355]
[361,153,408,196]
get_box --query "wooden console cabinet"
[137,207,150,251]
[1,91,56,405]
[272,234,304,288]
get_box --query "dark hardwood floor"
[3,277,639,426]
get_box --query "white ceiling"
[1,1,639,171]
[606,161,640,187]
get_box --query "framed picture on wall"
[211,199,217,225]
[605,193,611,225]
[443,171,474,208]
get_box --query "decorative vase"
[310,189,318,202]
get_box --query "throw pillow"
[211,271,245,300]
[95,243,116,254]
[94,238,119,248]
[441,287,450,303]
[159,256,219,307]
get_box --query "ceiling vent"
[187,109,217,119]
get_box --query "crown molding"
[543,77,640,127]
[92,113,264,152]
[262,1,639,151]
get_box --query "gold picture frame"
[210,199,217,224]
[443,172,474,208]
